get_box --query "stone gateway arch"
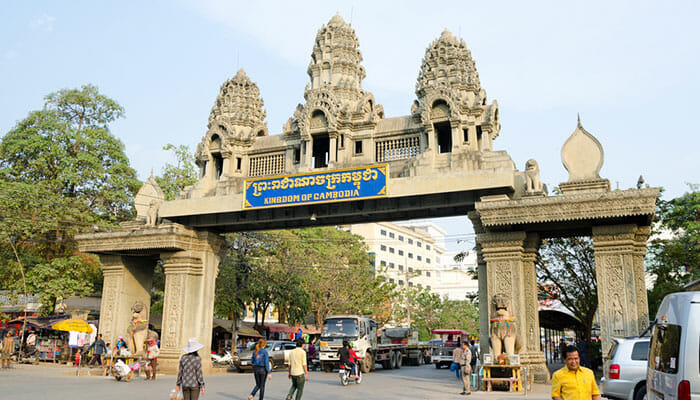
[77,15,658,378]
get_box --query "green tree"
[648,185,699,316]
[0,85,138,313]
[0,84,139,221]
[536,237,598,346]
[0,180,101,314]
[155,144,198,200]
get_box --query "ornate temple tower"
[284,14,383,169]
[188,69,268,197]
[414,29,500,154]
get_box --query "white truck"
[319,315,432,373]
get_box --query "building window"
[426,271,431,277]
[417,255,422,261]
[408,238,413,245]
[380,229,387,236]
[408,282,414,287]
[427,285,431,290]
[389,232,395,238]
[380,245,386,251]
[398,235,404,241]
[427,258,431,264]
[389,263,395,269]
[417,241,422,247]
[426,244,431,250]
[389,278,395,284]
[398,250,404,256]
[417,269,422,275]
[417,283,422,288]
[380,260,386,266]
[408,253,413,259]
[398,265,404,271]
[354,140,363,154]
[398,280,404,286]
[408,267,413,273]
[389,247,395,254]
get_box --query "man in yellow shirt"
[552,345,601,400]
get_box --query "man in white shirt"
[286,339,309,400]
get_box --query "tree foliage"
[0,85,137,314]
[648,185,699,316]
[155,144,198,200]
[536,237,598,341]
[0,84,139,221]
[0,180,102,314]
[395,287,479,341]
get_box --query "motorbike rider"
[336,340,361,378]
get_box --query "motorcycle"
[211,350,233,368]
[339,361,362,386]
[12,346,39,365]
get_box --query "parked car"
[233,340,296,372]
[600,336,650,400]
[647,291,700,400]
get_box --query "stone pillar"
[521,233,549,383]
[592,224,647,359]
[468,212,490,357]
[97,255,155,347]
[329,136,337,163]
[158,231,223,374]
[633,227,651,332]
[476,230,549,383]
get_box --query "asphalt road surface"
[0,363,553,400]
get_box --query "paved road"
[0,363,552,400]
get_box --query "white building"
[346,221,478,300]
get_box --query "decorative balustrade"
[249,152,286,177]
[376,135,421,162]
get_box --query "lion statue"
[525,159,544,194]
[490,294,522,358]
[126,301,159,356]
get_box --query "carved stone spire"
[305,13,366,109]
[416,29,482,106]
[414,29,500,145]
[559,117,610,194]
[206,68,268,145]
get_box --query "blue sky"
[2,1,698,251]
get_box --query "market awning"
[25,315,70,329]
[237,327,263,338]
[263,324,320,334]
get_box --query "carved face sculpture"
[525,159,539,172]
[492,293,510,317]
[131,301,146,320]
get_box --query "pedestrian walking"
[145,337,159,380]
[451,342,463,379]
[248,338,271,400]
[469,340,479,390]
[459,341,472,395]
[175,338,205,400]
[75,348,82,375]
[286,338,309,400]
[552,345,601,400]
[2,331,14,370]
[88,334,107,368]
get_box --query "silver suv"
[600,336,650,400]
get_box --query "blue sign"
[243,164,388,209]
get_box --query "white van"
[647,291,700,400]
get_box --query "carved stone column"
[158,231,223,374]
[97,254,155,347]
[476,230,549,383]
[468,212,490,357]
[633,226,651,332]
[521,233,549,383]
[593,224,647,359]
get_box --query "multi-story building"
[347,221,478,300]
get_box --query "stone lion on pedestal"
[126,301,159,356]
[490,293,522,359]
